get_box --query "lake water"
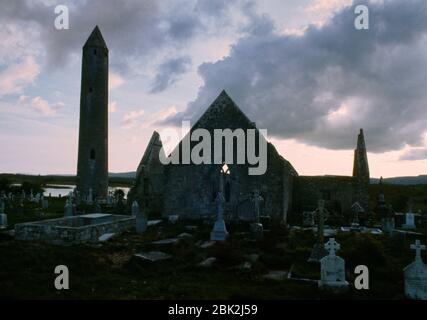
[44,185,130,198]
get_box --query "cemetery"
[0,179,426,300]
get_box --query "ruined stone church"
[129,90,370,223]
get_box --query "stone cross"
[325,238,340,257]
[252,189,263,223]
[411,240,426,263]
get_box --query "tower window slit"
[90,149,96,160]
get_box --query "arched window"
[94,49,97,56]
[90,149,96,160]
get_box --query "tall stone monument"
[210,167,229,241]
[76,26,109,199]
[404,240,427,300]
[352,128,370,212]
[249,189,263,239]
[308,200,329,262]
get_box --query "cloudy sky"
[0,0,426,178]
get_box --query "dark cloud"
[150,56,192,93]
[399,148,427,161]
[166,0,427,153]
[0,0,238,73]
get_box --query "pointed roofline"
[191,89,256,130]
[84,25,108,49]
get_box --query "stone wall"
[162,142,297,221]
[292,175,358,223]
[15,215,135,246]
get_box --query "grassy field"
[0,207,425,299]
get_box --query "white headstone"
[404,240,427,300]
[403,211,416,230]
[319,238,349,292]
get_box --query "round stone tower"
[77,26,109,198]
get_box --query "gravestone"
[168,215,179,224]
[403,240,427,300]
[402,210,416,230]
[249,189,263,239]
[134,251,172,263]
[87,188,93,205]
[318,238,349,292]
[64,199,73,217]
[132,201,147,234]
[350,202,364,230]
[210,191,229,241]
[303,211,315,227]
[0,199,7,229]
[42,198,49,210]
[308,200,329,262]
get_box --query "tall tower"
[77,26,109,198]
[352,129,370,211]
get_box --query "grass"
[0,198,426,300]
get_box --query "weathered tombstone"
[403,240,427,300]
[350,202,363,230]
[308,200,329,262]
[211,190,229,241]
[303,211,315,227]
[250,189,263,239]
[318,238,349,292]
[87,188,93,205]
[402,210,416,230]
[0,199,7,228]
[132,201,147,234]
[168,214,179,224]
[42,197,49,210]
[64,199,73,217]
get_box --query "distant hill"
[371,175,427,185]
[109,172,136,179]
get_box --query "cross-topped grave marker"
[319,238,349,292]
[411,240,426,263]
[325,238,340,257]
[308,200,329,262]
[404,240,427,300]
